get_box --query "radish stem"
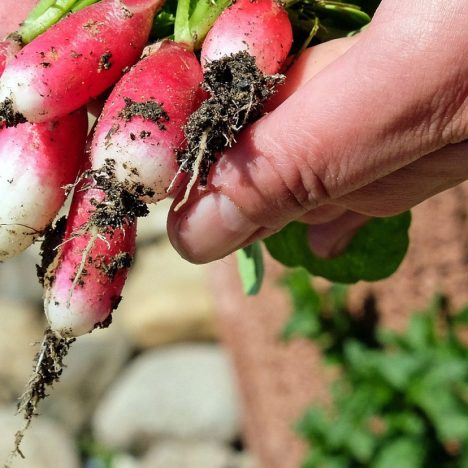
[18,0,100,44]
[174,0,231,49]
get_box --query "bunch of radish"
[0,0,295,461]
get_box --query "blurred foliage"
[283,269,468,467]
[151,0,178,40]
[79,433,117,468]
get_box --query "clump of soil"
[36,217,67,286]
[98,51,113,72]
[119,97,169,130]
[84,158,150,232]
[0,98,27,127]
[102,252,133,280]
[177,51,284,186]
[7,329,75,465]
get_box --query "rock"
[115,240,218,347]
[135,199,172,245]
[0,300,44,402]
[0,407,80,468]
[140,441,232,468]
[233,452,258,468]
[93,344,241,449]
[41,326,133,433]
[0,247,42,303]
[108,453,140,468]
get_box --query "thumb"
[169,1,467,263]
[167,36,359,262]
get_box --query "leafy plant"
[283,270,468,467]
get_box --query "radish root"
[6,329,74,467]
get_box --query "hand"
[168,0,467,263]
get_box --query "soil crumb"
[177,51,284,185]
[119,97,169,130]
[85,158,150,232]
[6,329,75,466]
[0,98,27,127]
[98,51,113,72]
[36,217,67,286]
[102,252,133,280]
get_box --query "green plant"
[283,269,468,467]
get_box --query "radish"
[40,40,204,337]
[90,40,206,203]
[42,174,137,337]
[175,0,293,208]
[0,109,88,260]
[10,163,138,462]
[0,41,88,261]
[201,0,293,74]
[0,0,163,125]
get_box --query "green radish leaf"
[236,242,264,295]
[281,269,322,341]
[264,212,411,284]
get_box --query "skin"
[168,0,468,263]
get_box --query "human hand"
[168,0,467,263]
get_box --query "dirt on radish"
[177,51,284,186]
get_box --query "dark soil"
[102,252,133,280]
[98,51,113,72]
[119,97,169,130]
[0,98,27,127]
[177,51,284,185]
[36,217,67,286]
[85,158,150,232]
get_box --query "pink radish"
[91,40,206,202]
[0,109,88,260]
[201,0,293,75]
[43,40,205,337]
[175,0,293,208]
[42,175,137,337]
[11,163,136,461]
[0,0,163,125]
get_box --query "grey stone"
[115,240,218,347]
[41,325,133,433]
[135,199,172,244]
[93,344,241,449]
[0,300,44,402]
[0,247,42,303]
[0,407,80,468]
[140,441,232,468]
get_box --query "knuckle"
[260,128,332,216]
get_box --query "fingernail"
[172,193,258,263]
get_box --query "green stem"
[71,0,99,12]
[174,0,192,45]
[316,2,371,26]
[18,0,100,44]
[174,0,231,49]
[189,0,231,49]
